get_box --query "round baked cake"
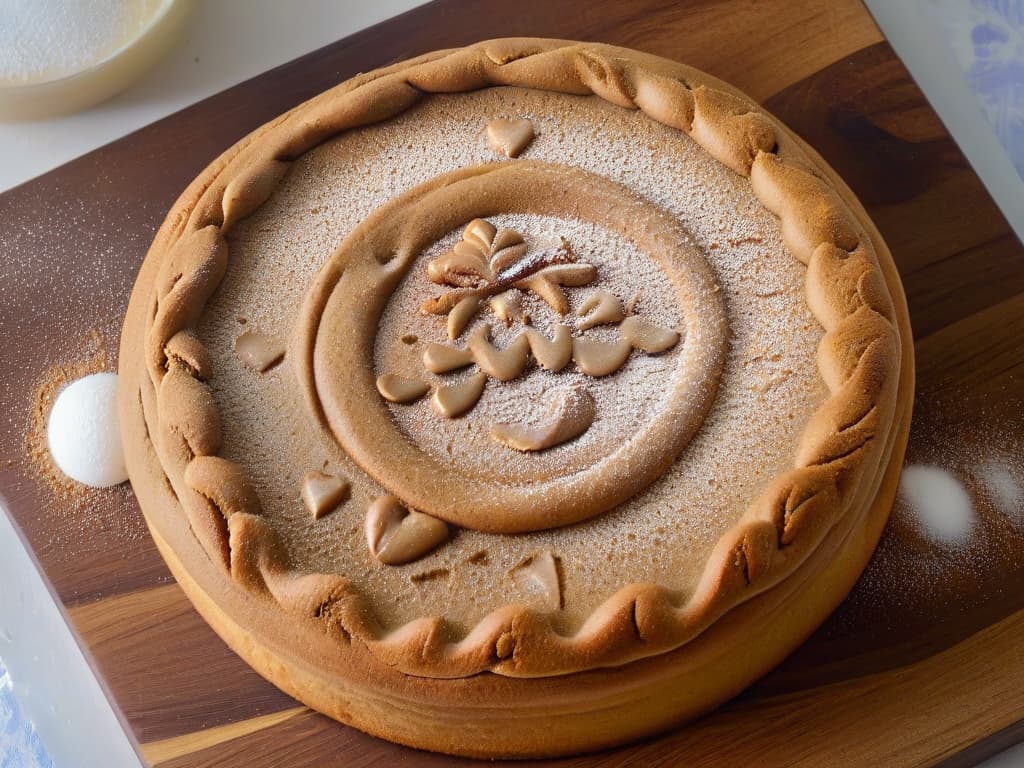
[118,39,914,757]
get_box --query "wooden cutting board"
[2,1,1023,765]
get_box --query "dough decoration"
[511,550,562,610]
[491,385,595,451]
[422,219,594,335]
[423,343,474,374]
[577,290,624,330]
[468,324,531,381]
[283,163,723,534]
[490,289,526,326]
[432,371,487,417]
[427,218,526,287]
[365,495,450,566]
[620,315,681,353]
[380,218,683,445]
[301,470,350,519]
[524,325,573,372]
[447,295,481,340]
[235,330,285,372]
[571,335,633,377]
[514,263,598,315]
[485,118,535,158]
[375,373,430,403]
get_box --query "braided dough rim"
[121,38,902,679]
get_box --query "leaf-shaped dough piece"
[525,325,572,371]
[485,118,536,158]
[491,228,524,252]
[577,290,625,330]
[432,372,487,417]
[491,386,595,452]
[573,336,632,376]
[489,242,529,275]
[518,274,569,314]
[235,331,285,372]
[423,343,474,374]
[448,295,481,339]
[427,241,493,287]
[302,471,350,519]
[489,289,525,326]
[621,315,681,353]
[517,263,598,314]
[376,374,429,403]
[542,263,599,286]
[464,218,497,251]
[469,325,530,381]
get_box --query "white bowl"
[0,0,193,121]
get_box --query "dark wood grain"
[762,42,1024,341]
[68,585,298,744]
[1,0,1022,766]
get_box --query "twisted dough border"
[133,38,900,678]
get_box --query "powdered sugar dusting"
[897,465,975,545]
[376,214,686,480]
[978,457,1024,524]
[198,88,825,633]
[825,391,1024,645]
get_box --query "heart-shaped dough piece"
[365,495,449,565]
[485,118,536,158]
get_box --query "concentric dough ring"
[299,160,727,533]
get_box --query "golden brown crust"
[120,37,903,685]
[138,380,912,758]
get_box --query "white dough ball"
[47,372,128,488]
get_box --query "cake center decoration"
[375,218,682,451]
[301,161,728,534]
[421,217,593,338]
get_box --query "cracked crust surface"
[118,38,911,755]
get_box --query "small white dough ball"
[47,372,128,488]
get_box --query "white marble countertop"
[1,1,1021,765]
